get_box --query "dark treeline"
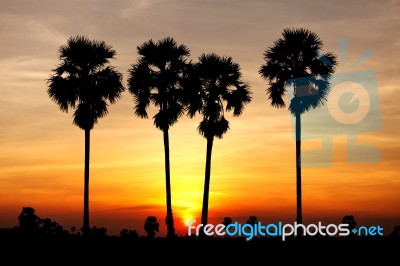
[1,207,399,240]
[0,207,399,264]
[0,207,158,240]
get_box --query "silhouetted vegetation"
[47,35,124,236]
[144,216,160,238]
[120,228,139,240]
[390,226,400,238]
[259,28,338,226]
[222,217,233,227]
[0,207,398,264]
[184,53,252,235]
[127,37,191,238]
[17,207,68,238]
[342,215,357,236]
[246,216,258,226]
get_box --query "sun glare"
[183,213,195,226]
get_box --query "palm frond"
[225,83,252,116]
[93,66,124,103]
[47,75,79,112]
[152,102,184,130]
[72,100,108,130]
[267,80,286,108]
[180,62,204,118]
[198,117,230,139]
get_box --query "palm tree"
[222,217,233,227]
[259,28,337,225]
[127,37,190,238]
[342,215,357,237]
[185,53,252,231]
[144,216,160,238]
[246,215,258,226]
[47,35,124,235]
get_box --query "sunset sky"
[1,0,399,236]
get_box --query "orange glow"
[1,101,399,236]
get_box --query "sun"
[182,213,196,226]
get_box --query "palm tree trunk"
[295,113,302,227]
[83,128,90,236]
[163,128,175,238]
[200,136,214,236]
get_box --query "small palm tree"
[127,37,190,238]
[222,217,233,227]
[47,35,124,235]
[144,216,160,238]
[246,216,258,226]
[342,215,357,236]
[259,28,337,225]
[185,53,252,231]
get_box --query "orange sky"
[0,0,399,236]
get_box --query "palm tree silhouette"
[127,37,190,238]
[246,216,258,226]
[342,215,357,236]
[185,53,251,232]
[222,217,233,227]
[144,216,160,238]
[47,35,124,235]
[259,28,337,225]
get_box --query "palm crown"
[128,37,190,130]
[187,53,252,139]
[259,28,337,115]
[47,35,124,130]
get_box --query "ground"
[1,235,398,264]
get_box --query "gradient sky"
[1,0,399,236]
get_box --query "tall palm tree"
[259,28,337,225]
[127,37,190,238]
[185,53,251,230]
[47,35,124,235]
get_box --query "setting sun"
[183,214,195,227]
[174,198,200,229]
